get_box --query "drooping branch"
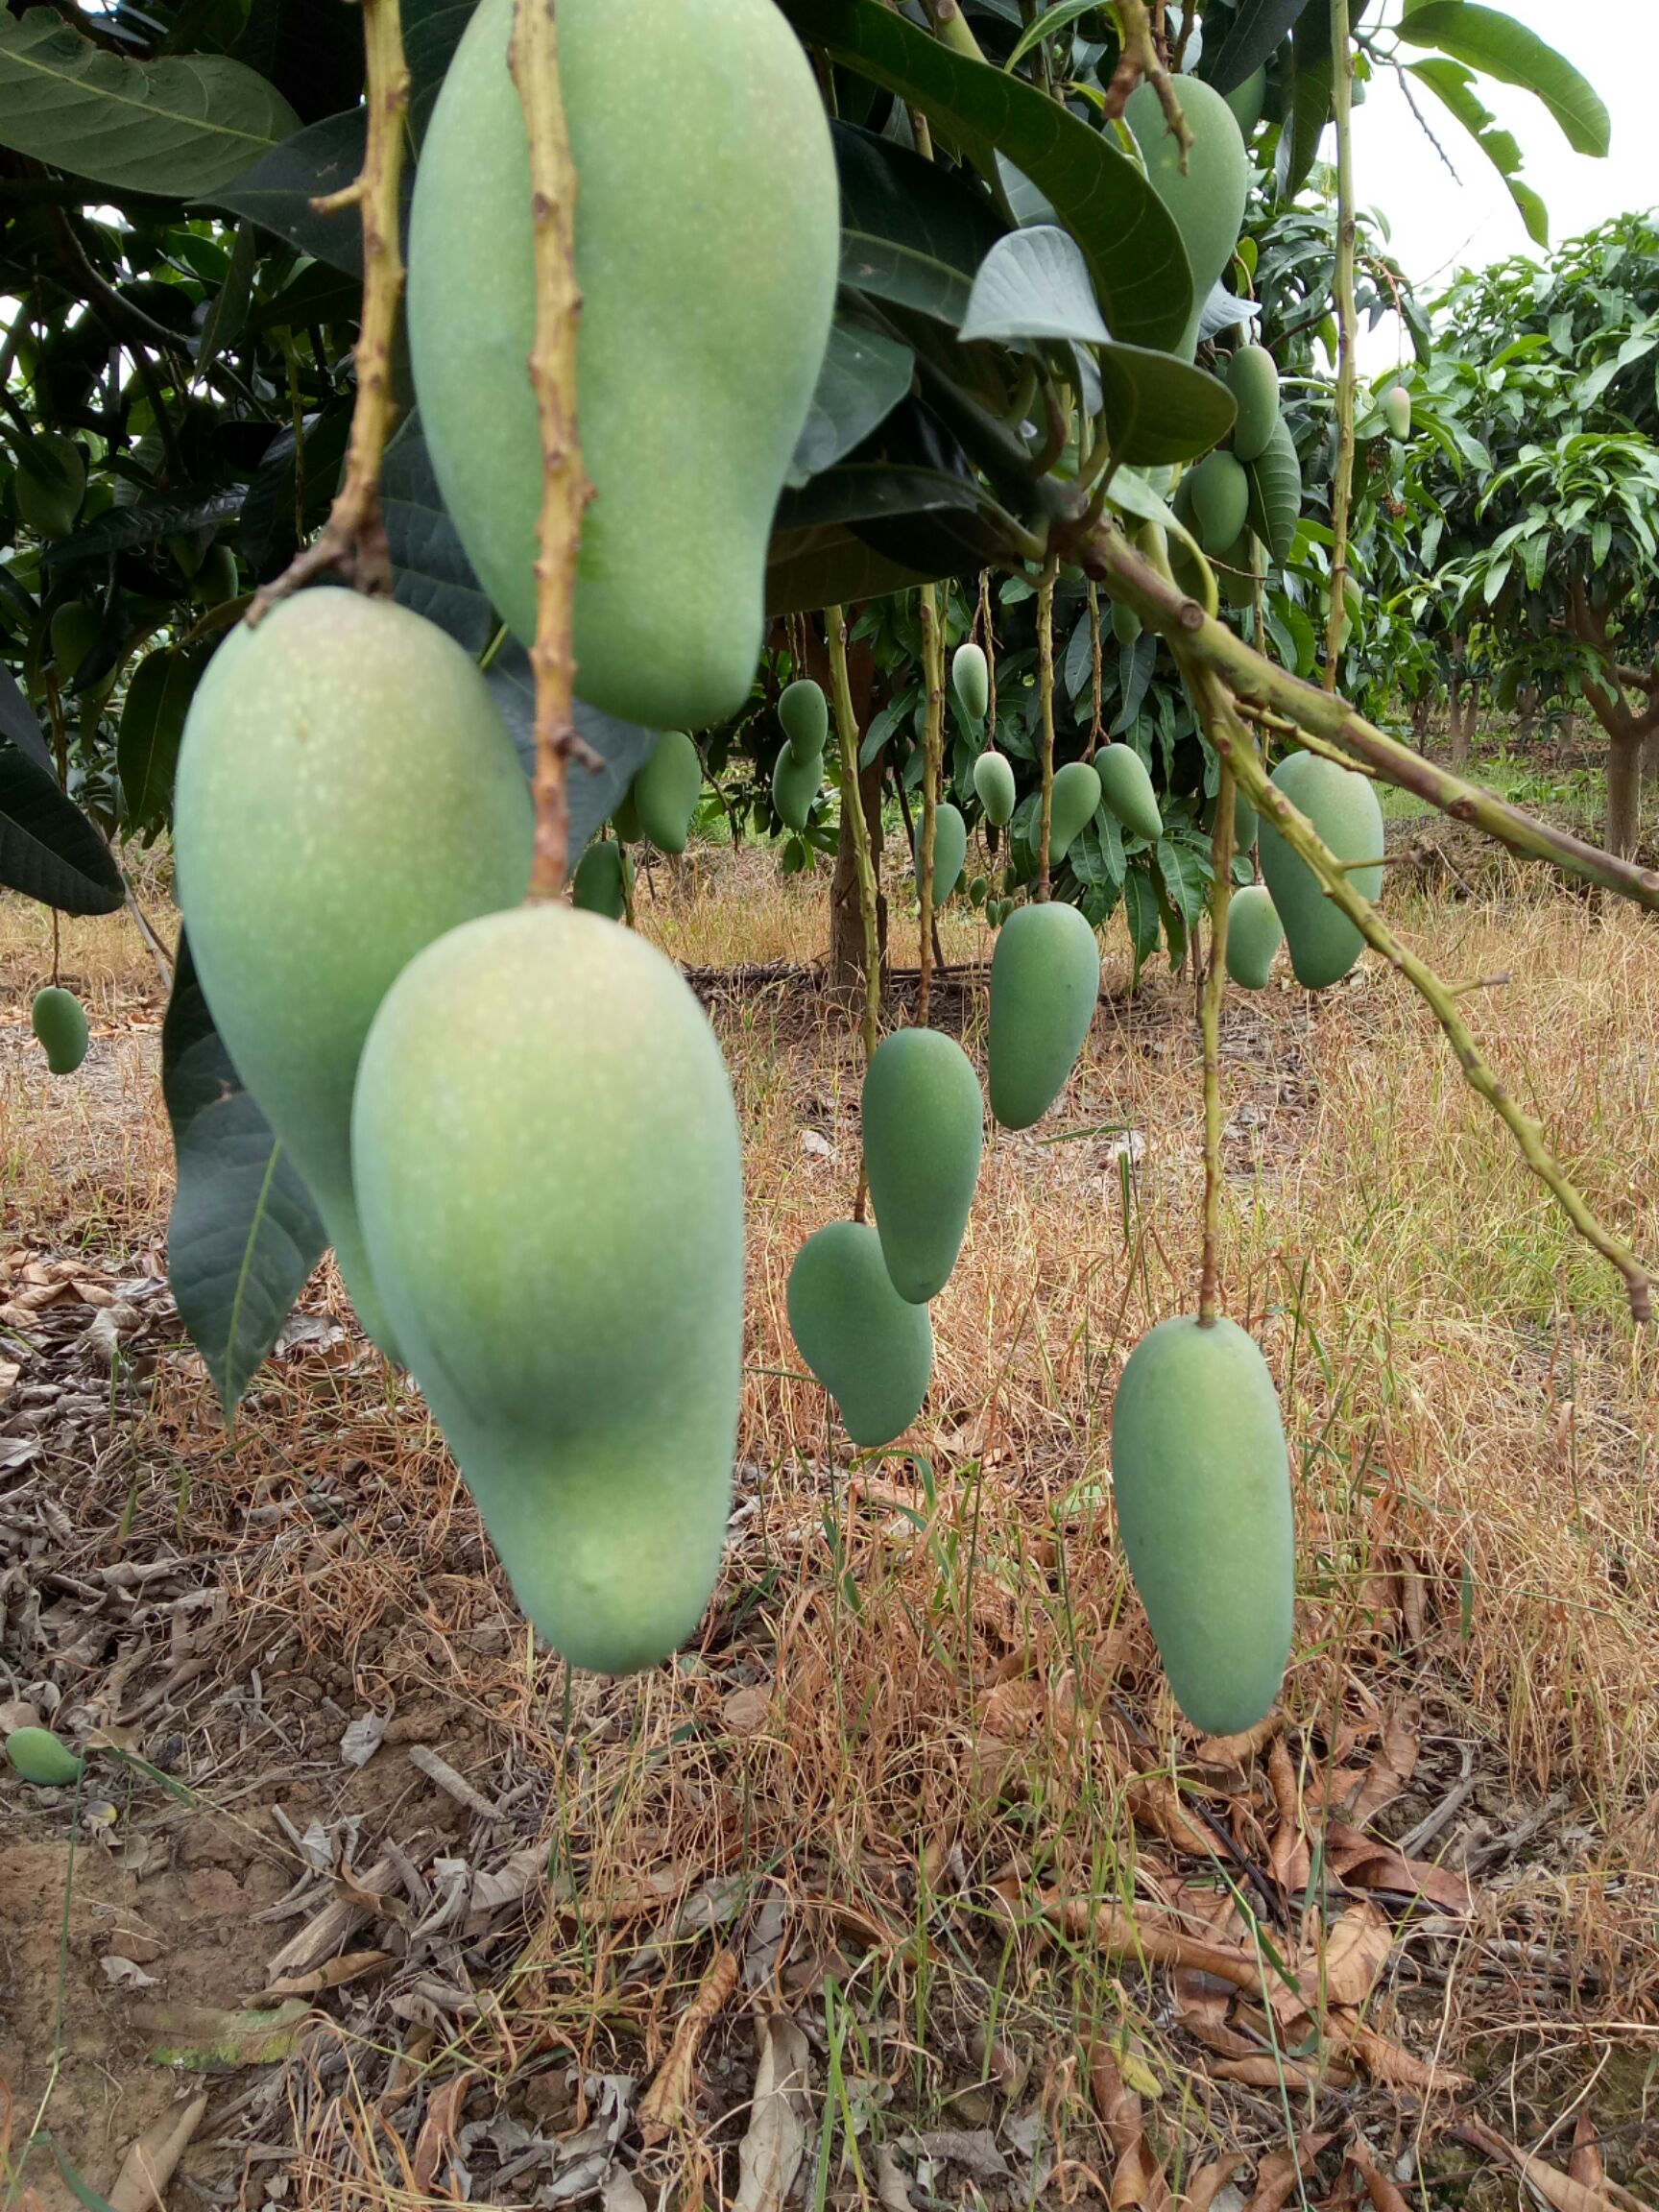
[916,584,946,1026]
[1077,520,1659,911]
[512,0,596,901]
[917,0,984,61]
[1323,0,1358,692]
[1183,656,1652,1323]
[253,0,410,611]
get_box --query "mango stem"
[1199,760,1236,1325]
[916,584,946,1027]
[828,606,882,1219]
[1036,553,1058,902]
[1322,0,1358,693]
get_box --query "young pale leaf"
[0,12,298,196]
[960,227,1109,348]
[162,936,325,1419]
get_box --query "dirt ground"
[2,837,1656,2211]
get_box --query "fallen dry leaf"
[1455,2116,1655,2212]
[637,1947,740,2144]
[1089,2044,1169,2212]
[1127,1775,1215,1858]
[412,2070,474,2194]
[876,2144,913,2212]
[1569,2110,1606,2196]
[1306,1901,1392,2008]
[1346,1701,1422,1825]
[1240,2130,1334,2212]
[1348,2131,1413,2212]
[249,1950,391,2005]
[733,2012,810,2212]
[107,2089,208,2212]
[723,1685,772,1736]
[1340,2016,1468,2094]
[1180,2161,1245,2212]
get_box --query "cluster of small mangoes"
[572,730,703,917]
[772,678,830,831]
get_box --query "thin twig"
[916,584,946,1026]
[1036,554,1058,902]
[1323,0,1358,691]
[1198,762,1235,1323]
[828,607,883,1222]
[1104,0,1192,156]
[512,0,596,900]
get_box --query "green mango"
[1094,744,1164,845]
[634,730,702,854]
[191,541,240,608]
[32,986,88,1074]
[1048,758,1102,863]
[1223,63,1267,136]
[988,902,1101,1130]
[174,589,534,1358]
[1110,596,1142,648]
[968,874,988,907]
[1110,1315,1294,1734]
[1382,383,1412,440]
[951,640,989,722]
[1126,78,1248,361]
[13,434,84,540]
[612,781,642,843]
[1188,450,1251,556]
[1200,780,1257,853]
[408,0,839,732]
[572,838,630,918]
[1225,344,1280,465]
[5,1726,85,1786]
[772,743,822,832]
[973,749,1017,828]
[1224,883,1283,990]
[1257,750,1383,989]
[1217,528,1265,613]
[353,905,744,1672]
[1244,413,1302,563]
[786,1220,933,1448]
[780,677,829,766]
[49,600,100,686]
[861,1027,983,1305]
[926,801,968,903]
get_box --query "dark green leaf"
[0,740,124,913]
[789,319,915,486]
[195,217,257,377]
[55,487,244,565]
[0,11,299,196]
[834,121,1008,325]
[778,0,1190,351]
[163,934,325,1419]
[213,108,368,272]
[766,524,937,615]
[1122,867,1162,977]
[1398,4,1609,156]
[118,647,204,839]
[483,645,659,863]
[1204,0,1315,94]
[1097,345,1237,466]
[0,662,55,776]
[382,412,497,654]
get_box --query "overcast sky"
[1344,0,1657,364]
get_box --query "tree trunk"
[830,749,887,993]
[1517,685,1538,741]
[1607,732,1642,858]
[1642,722,1659,793]
[1447,671,1474,765]
[1409,694,1433,750]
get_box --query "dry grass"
[3,831,1657,2200]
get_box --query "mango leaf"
[835,121,1008,325]
[1404,59,1549,244]
[766,525,937,615]
[0,11,299,197]
[1001,0,1104,73]
[1397,4,1609,156]
[484,648,659,859]
[163,934,325,1420]
[960,226,1108,347]
[1097,346,1237,467]
[405,0,477,126]
[789,319,915,486]
[777,0,1190,353]
[0,661,54,775]
[0,741,125,913]
[136,1997,311,2071]
[1204,0,1315,93]
[118,647,205,841]
[55,488,244,565]
[213,108,368,272]
[1278,13,1333,202]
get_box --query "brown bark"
[1607,733,1643,859]
[830,750,887,994]
[1566,578,1659,856]
[1447,667,1475,765]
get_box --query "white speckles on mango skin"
[408,0,841,733]
[351,906,745,1674]
[172,589,534,1354]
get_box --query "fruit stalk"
[512,0,595,900]
[254,0,409,608]
[1075,519,1659,914]
[1187,658,1653,1323]
[1323,0,1358,692]
[1199,761,1236,1325]
[916,584,946,1026]
[1103,0,1191,156]
[1036,553,1058,902]
[828,606,882,1215]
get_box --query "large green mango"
[787,1220,933,1449]
[1094,744,1163,844]
[5,1726,85,1785]
[32,986,88,1074]
[1125,79,1248,361]
[1188,451,1250,555]
[50,600,100,686]
[1224,344,1280,464]
[988,902,1101,1130]
[1048,758,1101,863]
[352,907,744,1673]
[1257,750,1383,989]
[926,802,968,903]
[862,1027,983,1305]
[1111,1315,1294,1734]
[973,749,1016,827]
[951,641,989,722]
[634,730,702,854]
[1224,883,1283,990]
[174,591,533,1358]
[408,0,839,731]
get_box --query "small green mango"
[1048,758,1102,864]
[32,986,89,1074]
[968,874,989,907]
[1225,344,1280,465]
[862,1028,983,1305]
[780,677,829,766]
[5,1726,84,1785]
[13,434,84,540]
[612,781,643,843]
[951,640,989,722]
[1224,883,1284,990]
[1126,78,1249,361]
[973,749,1017,828]
[1189,451,1251,557]
[1094,744,1164,845]
[1257,750,1383,989]
[1111,596,1142,648]
[1223,63,1267,136]
[773,743,822,832]
[1244,413,1302,563]
[50,600,100,685]
[1217,528,1265,613]
[634,730,702,854]
[572,838,630,918]
[1110,1314,1294,1735]
[408,0,840,730]
[988,901,1101,1130]
[1382,383,1412,440]
[174,589,534,1358]
[1201,780,1258,853]
[926,801,968,903]
[191,541,240,608]
[353,906,744,1673]
[787,1220,933,1449]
